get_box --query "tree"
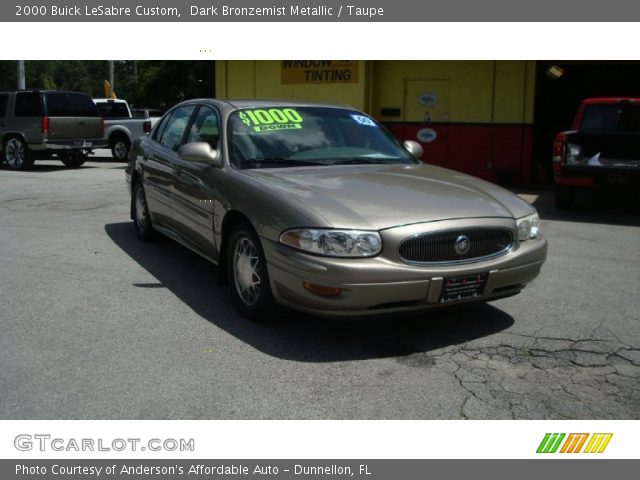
[0,61,215,110]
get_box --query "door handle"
[78,121,85,125]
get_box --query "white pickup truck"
[93,98,151,160]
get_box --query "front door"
[403,79,451,167]
[170,105,220,257]
[144,104,197,232]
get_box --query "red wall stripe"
[385,122,533,185]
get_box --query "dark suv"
[0,90,107,170]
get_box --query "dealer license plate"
[439,273,488,304]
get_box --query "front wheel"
[227,224,275,321]
[3,136,34,170]
[111,136,131,161]
[132,181,155,241]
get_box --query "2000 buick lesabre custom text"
[125,99,547,319]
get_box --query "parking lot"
[1,155,639,420]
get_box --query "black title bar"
[6,0,640,21]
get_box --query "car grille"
[398,228,514,265]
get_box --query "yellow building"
[216,60,536,185]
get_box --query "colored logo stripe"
[537,433,613,453]
[584,433,613,453]
[560,433,589,453]
[537,433,566,453]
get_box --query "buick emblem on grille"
[454,235,471,255]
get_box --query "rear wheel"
[555,185,575,209]
[60,151,87,168]
[132,181,155,241]
[111,135,131,161]
[227,223,275,321]
[3,136,34,170]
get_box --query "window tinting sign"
[281,60,359,84]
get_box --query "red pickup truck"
[552,97,640,208]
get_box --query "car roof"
[582,97,640,104]
[183,98,354,110]
[24,89,88,94]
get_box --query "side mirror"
[178,142,221,166]
[403,140,424,159]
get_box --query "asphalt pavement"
[1,157,639,419]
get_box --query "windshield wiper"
[332,157,396,165]
[240,157,324,169]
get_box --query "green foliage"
[0,60,215,110]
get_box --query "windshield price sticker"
[350,114,377,127]
[239,108,304,132]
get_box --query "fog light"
[303,282,342,297]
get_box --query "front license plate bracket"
[439,273,488,303]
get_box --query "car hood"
[242,163,534,230]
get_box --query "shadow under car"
[105,221,515,363]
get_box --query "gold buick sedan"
[126,100,547,320]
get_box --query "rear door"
[71,93,103,139]
[44,92,102,141]
[43,92,77,141]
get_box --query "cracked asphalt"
[1,158,639,419]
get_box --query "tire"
[60,151,87,168]
[555,185,575,209]
[3,136,34,170]
[132,181,155,242]
[226,223,275,321]
[111,135,131,161]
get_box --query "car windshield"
[228,106,416,169]
[579,103,640,133]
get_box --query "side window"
[44,92,75,117]
[151,114,169,142]
[72,94,101,117]
[0,94,8,117]
[15,92,43,117]
[157,105,195,152]
[186,106,220,149]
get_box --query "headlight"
[279,229,382,257]
[516,213,540,241]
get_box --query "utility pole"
[17,60,25,90]
[109,60,115,97]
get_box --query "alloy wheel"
[232,237,262,306]
[113,140,128,160]
[135,187,148,232]
[5,138,24,169]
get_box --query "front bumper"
[263,219,548,317]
